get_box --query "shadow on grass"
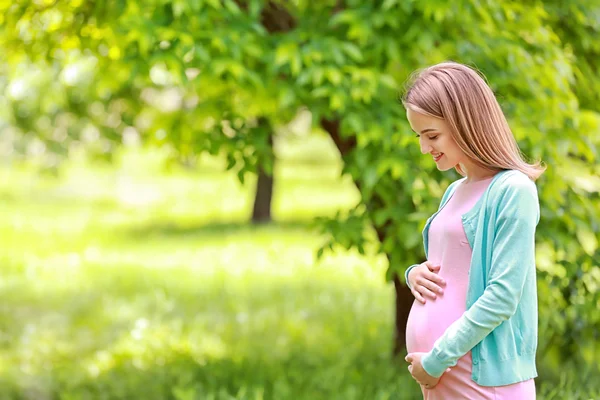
[124,219,320,240]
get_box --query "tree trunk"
[251,118,274,224]
[321,117,414,355]
[252,160,274,223]
[393,274,415,356]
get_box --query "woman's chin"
[436,163,454,171]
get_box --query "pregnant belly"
[405,291,467,354]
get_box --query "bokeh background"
[1,1,599,399]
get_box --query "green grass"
[0,142,597,399]
[0,145,417,400]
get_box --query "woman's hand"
[405,352,450,389]
[407,261,446,304]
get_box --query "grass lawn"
[0,138,596,399]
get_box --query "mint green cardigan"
[404,170,539,386]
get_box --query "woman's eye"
[415,134,439,140]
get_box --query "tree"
[1,1,599,371]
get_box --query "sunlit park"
[1,1,599,399]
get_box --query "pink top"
[405,177,535,399]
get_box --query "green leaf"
[275,42,298,67]
[577,229,598,256]
[382,0,398,11]
[346,114,363,133]
[223,0,241,14]
[379,74,398,90]
[341,43,363,62]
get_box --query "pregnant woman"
[402,62,542,399]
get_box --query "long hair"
[402,62,545,181]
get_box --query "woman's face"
[406,108,466,171]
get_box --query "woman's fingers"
[424,261,440,270]
[416,285,437,300]
[427,271,446,287]
[409,262,447,303]
[411,288,426,304]
[415,277,442,297]
[422,262,445,289]
[423,275,445,294]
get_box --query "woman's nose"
[420,140,432,155]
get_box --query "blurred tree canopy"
[1,0,599,375]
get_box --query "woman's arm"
[420,179,539,377]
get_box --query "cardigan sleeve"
[420,178,539,377]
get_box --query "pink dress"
[405,177,536,399]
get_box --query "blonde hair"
[402,61,545,181]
